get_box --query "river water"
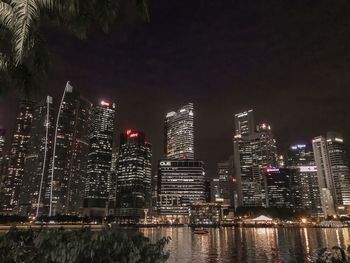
[140,227,350,263]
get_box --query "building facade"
[189,202,224,226]
[19,96,54,217]
[263,168,294,208]
[157,160,206,222]
[211,158,234,206]
[287,144,322,216]
[326,133,350,207]
[0,128,5,179]
[164,103,194,160]
[233,110,277,208]
[312,136,336,216]
[114,130,152,222]
[84,100,116,216]
[0,100,34,214]
[49,83,92,215]
[234,110,255,136]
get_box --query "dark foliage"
[0,227,170,263]
[0,215,29,224]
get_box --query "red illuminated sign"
[129,132,139,138]
[101,100,110,106]
[126,129,132,135]
[266,168,280,173]
[232,178,237,183]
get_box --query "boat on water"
[193,228,209,234]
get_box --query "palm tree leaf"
[36,0,54,9]
[136,0,150,22]
[95,0,119,33]
[0,1,15,30]
[12,0,40,64]
[11,0,54,65]
[0,52,9,70]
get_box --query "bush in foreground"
[310,246,350,263]
[0,227,170,263]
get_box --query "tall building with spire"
[114,130,152,222]
[0,100,34,214]
[164,103,194,160]
[84,100,116,216]
[19,96,54,217]
[49,82,92,216]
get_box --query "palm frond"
[0,1,15,30]
[36,0,54,9]
[12,0,54,65]
[12,0,40,64]
[0,52,9,70]
[95,0,119,33]
[136,0,150,22]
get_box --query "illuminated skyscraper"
[234,110,255,136]
[114,130,152,222]
[157,160,206,221]
[84,100,116,216]
[263,168,293,208]
[0,100,34,214]
[312,136,336,216]
[165,103,194,160]
[211,158,234,206]
[0,128,5,178]
[19,96,54,217]
[233,110,277,208]
[326,133,350,207]
[49,83,92,216]
[287,144,315,167]
[287,144,322,215]
[159,103,206,222]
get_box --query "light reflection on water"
[140,227,350,263]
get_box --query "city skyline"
[1,1,350,262]
[1,91,350,180]
[1,1,350,179]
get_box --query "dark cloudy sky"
[1,0,350,176]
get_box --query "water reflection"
[140,227,350,263]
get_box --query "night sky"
[1,0,350,177]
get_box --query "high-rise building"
[114,130,152,222]
[263,168,293,208]
[312,136,336,216]
[0,128,5,178]
[157,160,206,222]
[326,133,350,207]
[287,144,315,167]
[164,103,194,160]
[84,100,116,216]
[49,83,92,216]
[233,110,277,208]
[234,110,255,136]
[251,123,278,168]
[298,166,322,215]
[0,100,34,214]
[159,103,206,222]
[211,159,234,206]
[19,96,54,217]
[287,144,322,215]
